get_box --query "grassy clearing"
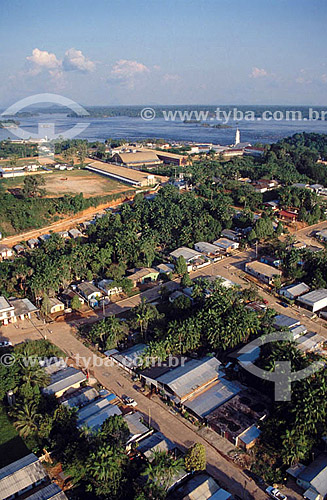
[0,404,30,467]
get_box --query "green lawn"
[0,404,30,467]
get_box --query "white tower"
[235,128,240,146]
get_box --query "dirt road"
[1,193,134,247]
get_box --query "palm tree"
[134,298,161,341]
[13,402,41,438]
[142,451,184,491]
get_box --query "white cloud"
[63,48,95,72]
[163,73,181,83]
[109,59,150,88]
[26,48,61,72]
[250,67,268,78]
[26,48,95,80]
[321,74,327,83]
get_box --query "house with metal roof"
[172,473,233,500]
[0,245,13,261]
[296,331,326,353]
[25,483,67,500]
[60,386,99,408]
[98,279,123,296]
[42,366,87,398]
[0,453,47,500]
[127,268,159,287]
[9,298,38,321]
[48,297,65,315]
[27,238,39,249]
[80,404,122,432]
[296,452,327,500]
[68,228,83,239]
[77,393,117,425]
[155,263,175,275]
[156,357,221,404]
[221,228,241,241]
[244,260,282,285]
[38,234,51,243]
[194,242,223,261]
[184,377,243,419]
[213,238,239,252]
[137,432,180,460]
[273,314,300,330]
[77,282,102,303]
[107,343,147,373]
[13,244,26,255]
[316,229,327,242]
[123,412,153,446]
[0,296,15,325]
[170,247,202,263]
[279,282,310,300]
[298,289,327,313]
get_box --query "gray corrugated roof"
[0,454,47,499]
[209,488,233,500]
[77,394,116,423]
[298,453,327,496]
[273,314,300,329]
[111,344,147,370]
[25,483,67,500]
[184,377,242,418]
[170,247,201,262]
[137,432,178,459]
[174,473,219,499]
[43,367,86,396]
[9,298,38,316]
[280,282,310,297]
[298,289,327,306]
[123,412,149,439]
[60,386,99,408]
[80,404,121,431]
[157,357,221,400]
[0,296,13,311]
[238,425,261,445]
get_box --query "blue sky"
[1,0,327,106]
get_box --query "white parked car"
[122,396,137,407]
[266,486,287,500]
[0,341,12,348]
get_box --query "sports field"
[1,168,133,198]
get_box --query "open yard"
[1,168,133,198]
[0,404,30,467]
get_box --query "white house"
[98,279,123,296]
[213,238,239,252]
[297,289,327,313]
[0,245,13,260]
[245,261,282,285]
[279,282,310,301]
[48,297,65,315]
[78,282,102,303]
[194,242,223,261]
[0,296,15,325]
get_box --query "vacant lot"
[1,169,133,198]
[0,404,30,467]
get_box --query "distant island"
[0,119,20,128]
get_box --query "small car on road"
[122,395,137,407]
[0,341,12,348]
[266,486,287,500]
